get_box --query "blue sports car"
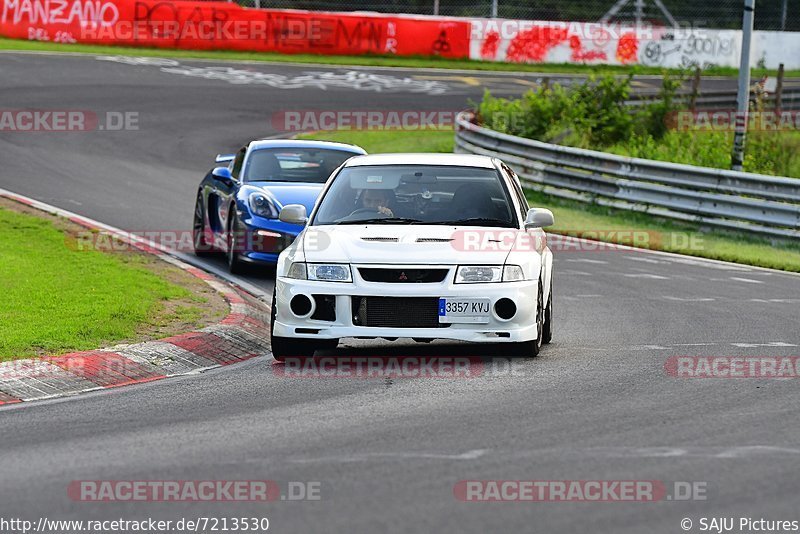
[193,139,366,273]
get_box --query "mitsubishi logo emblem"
[398,271,408,281]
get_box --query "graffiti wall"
[0,0,471,58]
[470,19,800,69]
[638,29,741,69]
[1,0,799,68]
[470,20,645,65]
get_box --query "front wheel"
[193,192,215,257]
[541,279,553,345]
[270,288,315,362]
[315,338,340,351]
[270,337,317,362]
[226,209,247,275]
[509,279,544,358]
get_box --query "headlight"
[455,265,525,283]
[309,263,352,282]
[248,193,279,219]
[287,262,307,280]
[287,262,352,282]
[502,265,525,282]
[455,265,502,283]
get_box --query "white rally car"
[270,153,554,359]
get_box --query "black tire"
[509,279,544,358]
[226,208,246,275]
[541,279,553,345]
[315,338,340,351]
[193,192,215,257]
[270,288,315,362]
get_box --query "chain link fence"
[232,0,798,32]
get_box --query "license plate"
[438,298,491,324]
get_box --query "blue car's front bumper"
[238,214,302,265]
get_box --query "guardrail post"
[731,0,756,171]
[690,67,701,113]
[775,63,785,114]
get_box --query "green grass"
[604,130,800,178]
[524,190,800,272]
[3,37,794,77]
[299,129,455,153]
[300,128,800,272]
[0,207,193,360]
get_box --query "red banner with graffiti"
[0,0,470,58]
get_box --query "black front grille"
[358,268,449,283]
[311,295,336,321]
[352,297,447,328]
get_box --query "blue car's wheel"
[193,192,215,257]
[226,208,246,275]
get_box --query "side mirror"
[279,204,308,225]
[524,208,555,229]
[211,166,234,185]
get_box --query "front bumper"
[273,265,539,343]
[238,215,300,264]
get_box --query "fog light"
[290,294,314,317]
[494,298,516,320]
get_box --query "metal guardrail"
[454,112,800,239]
[626,87,800,111]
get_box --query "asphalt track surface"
[2,52,800,533]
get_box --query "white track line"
[552,233,800,279]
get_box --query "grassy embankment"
[0,199,227,361]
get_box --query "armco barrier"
[0,0,470,58]
[455,112,800,240]
[626,88,800,112]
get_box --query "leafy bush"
[477,83,574,141]
[476,73,800,178]
[478,74,647,146]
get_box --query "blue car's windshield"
[243,148,357,183]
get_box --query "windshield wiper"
[427,217,516,227]
[335,217,423,225]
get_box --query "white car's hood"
[301,225,515,265]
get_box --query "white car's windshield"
[312,165,517,227]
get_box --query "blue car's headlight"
[248,193,279,219]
